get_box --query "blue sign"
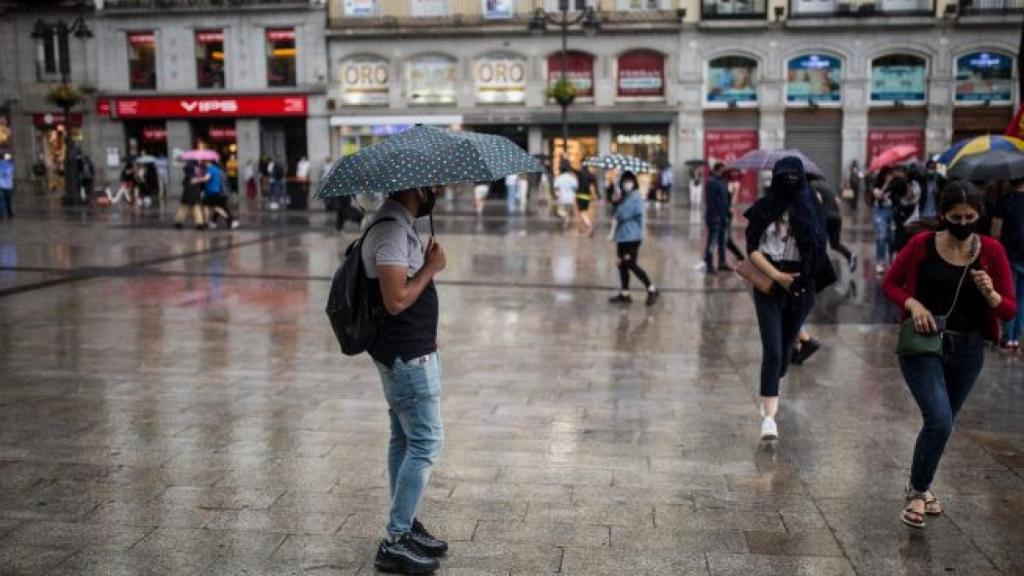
[955,52,1013,103]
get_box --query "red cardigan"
[883,232,1018,343]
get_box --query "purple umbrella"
[727,149,825,179]
[180,149,220,162]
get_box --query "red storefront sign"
[112,95,307,118]
[704,129,760,204]
[128,32,155,45]
[207,126,236,141]
[547,52,594,98]
[617,51,665,98]
[866,130,924,166]
[141,126,167,143]
[31,113,83,128]
[96,99,111,117]
[266,28,295,42]
[196,30,224,44]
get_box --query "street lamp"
[529,1,600,168]
[31,16,93,206]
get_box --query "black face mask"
[416,188,437,218]
[945,219,977,241]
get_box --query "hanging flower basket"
[548,78,577,107]
[45,84,84,109]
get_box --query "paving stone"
[707,553,857,576]
[561,546,709,575]
[472,520,609,547]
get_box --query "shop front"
[867,109,926,169]
[785,54,844,185]
[952,51,1014,142]
[703,56,760,203]
[545,125,598,175]
[703,123,759,205]
[30,112,83,193]
[611,125,669,194]
[330,114,463,158]
[124,121,168,159]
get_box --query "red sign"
[112,95,307,118]
[266,28,295,42]
[867,130,924,166]
[96,99,111,117]
[206,126,236,141]
[196,30,224,44]
[31,113,83,128]
[142,126,167,143]
[128,32,155,45]
[704,130,759,204]
[547,52,594,98]
[617,51,665,98]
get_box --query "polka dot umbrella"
[582,154,657,174]
[315,125,543,199]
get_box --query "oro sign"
[475,55,526,104]
[341,57,390,106]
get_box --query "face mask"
[416,189,437,218]
[622,181,635,192]
[945,219,976,241]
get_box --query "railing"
[788,0,934,17]
[959,0,1024,14]
[328,0,681,28]
[701,0,768,19]
[102,0,314,9]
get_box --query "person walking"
[505,172,519,214]
[893,166,922,252]
[608,171,660,306]
[0,152,14,219]
[197,160,237,229]
[362,187,449,575]
[811,174,857,272]
[744,157,836,440]
[847,159,863,210]
[992,176,1024,352]
[174,160,206,229]
[77,152,95,204]
[553,162,578,229]
[268,157,286,210]
[473,181,490,217]
[575,166,596,236]
[882,181,1017,528]
[873,167,897,274]
[658,163,673,204]
[704,163,731,274]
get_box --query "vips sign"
[341,58,390,105]
[475,56,526,104]
[111,95,308,118]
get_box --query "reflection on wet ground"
[0,196,1022,575]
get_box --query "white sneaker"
[760,416,779,440]
[269,202,280,211]
[230,220,240,229]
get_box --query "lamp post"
[31,16,93,206]
[529,1,600,167]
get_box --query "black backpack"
[326,217,395,356]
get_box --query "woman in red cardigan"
[883,181,1017,529]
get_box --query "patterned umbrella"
[867,144,918,173]
[582,154,656,174]
[946,149,1024,182]
[316,125,542,198]
[180,149,220,162]
[727,149,825,179]
[938,135,1024,167]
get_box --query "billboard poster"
[787,54,842,104]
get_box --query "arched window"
[955,51,1013,104]
[870,54,927,104]
[339,55,390,106]
[705,55,758,104]
[786,54,842,104]
[475,52,527,104]
[617,50,665,99]
[406,54,457,105]
[547,51,594,99]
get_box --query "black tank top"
[366,279,438,367]
[916,236,985,334]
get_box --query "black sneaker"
[791,338,821,365]
[645,288,660,307]
[410,518,448,557]
[374,534,440,575]
[609,293,633,304]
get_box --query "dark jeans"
[753,288,815,397]
[899,332,984,493]
[617,241,652,291]
[0,188,11,218]
[826,218,853,263]
[704,219,727,268]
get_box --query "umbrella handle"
[429,212,435,239]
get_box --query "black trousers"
[617,241,652,291]
[753,288,815,397]
[826,218,853,263]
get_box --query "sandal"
[923,490,942,515]
[902,495,926,528]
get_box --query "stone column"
[598,124,612,156]
[842,76,870,170]
[165,120,192,198]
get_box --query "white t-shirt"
[759,213,801,262]
[554,172,578,205]
[296,159,311,180]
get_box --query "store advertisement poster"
[475,56,526,104]
[704,130,759,204]
[955,52,1012,103]
[870,64,926,102]
[786,54,842,103]
[483,0,514,18]
[344,0,376,16]
[706,60,758,103]
[866,130,924,166]
[407,57,457,105]
[617,52,664,98]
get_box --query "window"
[195,30,225,89]
[266,28,296,87]
[128,32,157,90]
[35,34,65,81]
[619,0,661,9]
[706,55,758,104]
[870,54,926,104]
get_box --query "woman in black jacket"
[744,157,836,440]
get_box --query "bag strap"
[358,216,397,245]
[942,234,979,318]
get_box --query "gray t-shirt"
[361,199,424,279]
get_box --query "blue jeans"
[898,332,984,492]
[374,352,444,537]
[873,205,893,265]
[1002,261,1024,342]
[753,289,815,397]
[704,219,727,268]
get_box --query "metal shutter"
[785,110,842,185]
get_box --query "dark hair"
[939,180,985,217]
[620,171,638,189]
[712,162,725,173]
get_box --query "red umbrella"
[868,145,918,173]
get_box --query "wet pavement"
[1,196,1022,575]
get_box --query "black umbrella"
[947,149,1024,182]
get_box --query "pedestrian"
[882,181,1017,528]
[658,163,673,203]
[361,187,449,575]
[505,172,519,214]
[723,171,746,264]
[704,163,731,274]
[0,152,13,219]
[992,176,1024,352]
[847,159,863,210]
[156,154,169,202]
[143,163,160,207]
[575,165,596,236]
[873,167,897,274]
[920,160,942,219]
[608,170,660,306]
[77,152,95,204]
[744,157,836,440]
[979,180,1006,237]
[811,174,857,272]
[473,181,489,217]
[109,160,137,205]
[689,166,703,206]
[197,160,237,229]
[174,159,206,229]
[268,157,285,210]
[893,166,922,252]
[554,162,578,228]
[244,159,258,199]
[226,154,239,195]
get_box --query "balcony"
[327,0,682,32]
[787,0,935,17]
[958,0,1024,14]
[701,0,768,19]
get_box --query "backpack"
[326,217,396,356]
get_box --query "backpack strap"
[355,216,397,249]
